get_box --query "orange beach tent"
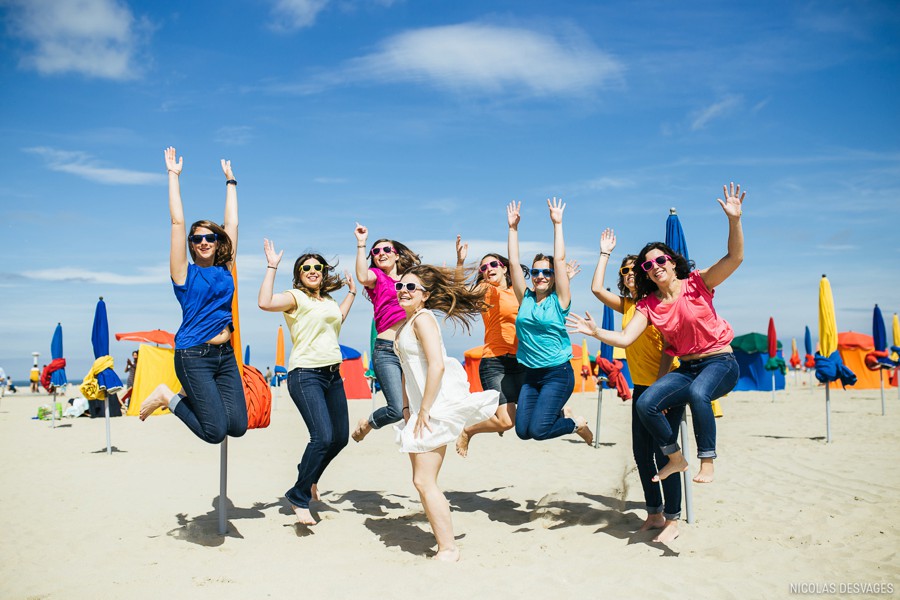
[463,344,597,394]
[830,332,894,390]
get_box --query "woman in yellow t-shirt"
[258,240,356,527]
[590,228,681,544]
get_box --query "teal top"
[515,289,572,369]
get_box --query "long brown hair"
[405,264,488,333]
[188,220,233,267]
[367,238,421,274]
[292,253,343,298]
[618,254,639,298]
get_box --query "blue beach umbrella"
[600,304,615,363]
[873,305,887,353]
[50,322,68,388]
[91,297,123,393]
[665,208,690,262]
[244,344,250,366]
[804,326,812,356]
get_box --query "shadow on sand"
[167,497,282,547]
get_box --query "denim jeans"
[635,353,738,457]
[515,362,575,440]
[369,339,404,429]
[285,366,349,509]
[632,385,683,520]
[479,354,525,405]
[172,343,247,444]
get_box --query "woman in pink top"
[569,183,745,484]
[351,224,421,442]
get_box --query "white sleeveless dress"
[394,309,500,453]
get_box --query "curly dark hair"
[188,220,233,267]
[292,253,343,298]
[367,238,421,274]
[473,253,529,289]
[403,264,489,333]
[633,242,695,300]
[617,254,639,298]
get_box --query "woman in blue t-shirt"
[139,147,247,443]
[506,199,592,445]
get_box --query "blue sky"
[1,0,898,381]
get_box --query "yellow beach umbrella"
[818,275,838,357]
[892,313,899,362]
[276,325,285,369]
[361,351,369,371]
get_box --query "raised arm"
[566,309,649,348]
[166,147,188,285]
[699,182,745,290]
[454,234,468,279]
[411,314,445,439]
[548,198,571,310]
[257,239,298,313]
[354,223,377,289]
[506,201,526,303]
[591,228,626,313]
[221,159,238,265]
[338,269,356,322]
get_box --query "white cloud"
[271,0,330,30]
[3,0,149,80]
[25,264,168,285]
[214,126,254,146]
[26,147,164,185]
[338,23,623,96]
[690,95,743,131]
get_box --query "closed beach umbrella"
[764,317,781,400]
[815,275,856,442]
[818,277,837,357]
[872,305,888,414]
[600,304,615,362]
[592,307,615,448]
[50,323,67,388]
[580,338,590,392]
[804,326,815,369]
[893,314,900,358]
[244,344,251,366]
[91,298,123,393]
[790,338,800,369]
[274,326,287,385]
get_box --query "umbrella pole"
[771,372,776,402]
[880,374,885,416]
[218,438,228,535]
[680,411,694,525]
[593,382,603,449]
[51,388,57,429]
[104,397,111,455]
[825,384,832,443]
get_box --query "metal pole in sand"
[51,388,57,429]
[680,412,695,524]
[218,438,228,535]
[825,384,832,443]
[771,372,776,402]
[879,371,885,416]
[104,396,111,454]
[593,378,605,449]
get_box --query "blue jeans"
[285,366,349,509]
[172,343,247,444]
[369,339,404,429]
[479,354,525,405]
[635,353,738,458]
[515,362,575,440]
[632,385,683,520]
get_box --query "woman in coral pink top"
[569,183,745,485]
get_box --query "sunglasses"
[641,255,672,272]
[395,282,427,293]
[480,260,501,273]
[189,233,218,244]
[530,268,554,278]
[300,264,324,273]
[619,266,634,276]
[371,246,395,256]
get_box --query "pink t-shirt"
[364,267,407,333]
[636,270,734,358]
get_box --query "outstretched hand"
[507,201,521,229]
[164,146,183,175]
[600,228,616,254]
[547,197,566,224]
[263,238,284,268]
[566,311,598,337]
[455,235,468,264]
[717,182,745,219]
[354,222,368,243]
[566,259,581,280]
[221,159,235,180]
[344,269,357,294]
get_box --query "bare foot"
[563,405,573,418]
[434,547,460,562]
[637,513,666,532]
[311,484,320,502]
[693,458,715,483]
[139,385,172,421]
[652,520,679,543]
[351,418,372,442]
[291,505,317,526]
[652,452,689,482]
[574,416,594,446]
[455,430,470,458]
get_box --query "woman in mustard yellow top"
[258,239,356,526]
[590,228,682,544]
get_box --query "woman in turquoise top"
[507,199,592,445]
[139,147,247,444]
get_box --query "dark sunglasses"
[619,266,633,276]
[641,255,672,272]
[371,246,395,256]
[480,260,501,272]
[395,282,427,293]
[530,268,554,278]
[300,264,324,272]
[188,233,218,244]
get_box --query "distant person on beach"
[0,367,6,398]
[589,228,682,543]
[125,350,138,388]
[30,366,40,393]
[258,239,356,526]
[350,224,421,443]
[392,264,499,561]
[569,182,745,484]
[138,147,247,444]
[506,199,593,446]
[264,367,273,386]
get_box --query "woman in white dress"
[393,265,499,562]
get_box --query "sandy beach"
[1,383,898,599]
